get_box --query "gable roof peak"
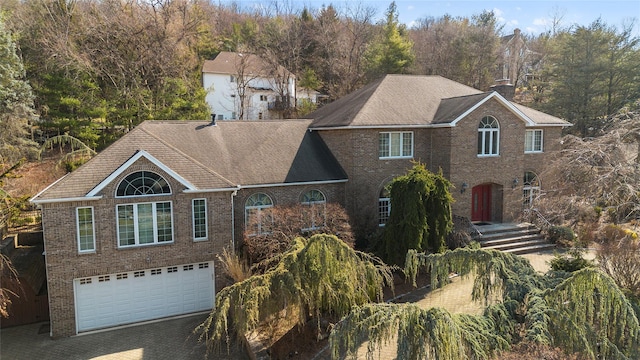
[202,51,293,79]
[308,74,482,129]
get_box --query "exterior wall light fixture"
[461,182,468,193]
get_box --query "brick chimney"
[491,79,515,101]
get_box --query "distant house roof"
[32,120,346,202]
[306,74,569,129]
[202,51,294,79]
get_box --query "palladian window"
[116,171,170,197]
[477,116,500,156]
[115,171,173,247]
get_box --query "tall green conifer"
[0,16,38,166]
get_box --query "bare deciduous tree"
[535,107,640,225]
[242,203,354,268]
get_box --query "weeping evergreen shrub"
[376,163,453,265]
[330,248,640,359]
[195,234,394,353]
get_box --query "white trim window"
[477,116,500,156]
[245,193,273,236]
[378,187,391,227]
[523,171,540,207]
[116,171,171,198]
[192,198,208,241]
[117,202,174,247]
[379,132,413,159]
[115,171,174,247]
[525,129,543,153]
[300,190,326,231]
[76,207,96,252]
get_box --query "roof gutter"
[31,196,103,205]
[309,123,452,131]
[182,187,240,194]
[239,179,348,189]
[526,123,572,127]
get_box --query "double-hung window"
[115,171,174,248]
[192,198,208,241]
[379,132,413,159]
[76,207,95,252]
[525,129,543,153]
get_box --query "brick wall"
[319,98,564,234]
[319,128,435,234]
[232,183,347,244]
[41,158,234,337]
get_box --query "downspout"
[230,185,240,250]
[39,206,54,337]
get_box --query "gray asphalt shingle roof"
[34,120,346,201]
[202,51,293,79]
[307,74,569,128]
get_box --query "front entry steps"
[474,223,555,255]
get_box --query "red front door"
[471,184,492,222]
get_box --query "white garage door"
[74,261,214,333]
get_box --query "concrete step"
[482,238,550,252]
[475,224,536,236]
[475,222,554,255]
[480,229,541,242]
[503,243,556,255]
[480,233,544,247]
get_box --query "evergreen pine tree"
[0,16,38,166]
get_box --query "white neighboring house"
[202,51,296,120]
[296,87,327,106]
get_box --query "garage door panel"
[75,261,214,332]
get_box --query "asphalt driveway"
[0,313,248,360]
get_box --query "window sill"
[117,241,174,249]
[193,238,209,242]
[78,250,96,255]
[477,154,500,158]
[524,151,544,154]
[379,156,414,160]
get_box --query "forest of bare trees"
[2,0,638,159]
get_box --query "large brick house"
[31,74,569,337]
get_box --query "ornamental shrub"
[546,226,575,245]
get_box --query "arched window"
[523,171,540,207]
[115,171,173,247]
[378,186,391,226]
[116,171,170,197]
[245,193,273,236]
[300,190,326,231]
[477,116,500,156]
